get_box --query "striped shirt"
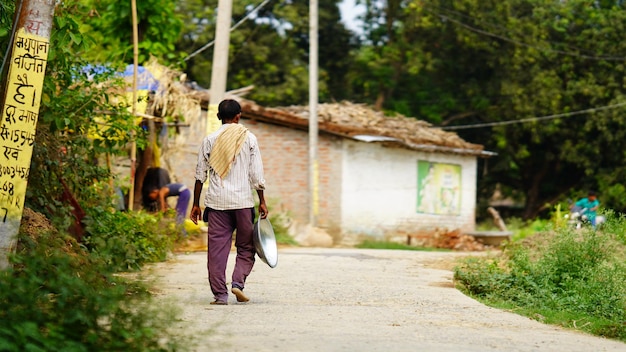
[195,124,266,210]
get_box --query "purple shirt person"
[148,183,191,230]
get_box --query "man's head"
[148,187,159,201]
[217,99,241,123]
[588,191,597,201]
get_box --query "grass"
[356,240,451,251]
[477,216,553,242]
[454,213,626,342]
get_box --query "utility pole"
[207,0,233,135]
[309,0,319,226]
[0,0,56,268]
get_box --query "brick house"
[166,99,492,245]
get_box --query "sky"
[338,0,365,33]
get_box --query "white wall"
[340,140,477,240]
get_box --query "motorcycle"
[564,203,605,229]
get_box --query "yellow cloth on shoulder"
[209,124,249,179]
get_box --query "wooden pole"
[128,0,139,211]
[0,0,55,268]
[487,207,508,231]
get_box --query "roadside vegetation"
[357,209,625,342]
[455,212,626,342]
[0,193,293,351]
[0,1,195,349]
[0,208,195,351]
[357,240,450,251]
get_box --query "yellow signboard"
[0,28,49,259]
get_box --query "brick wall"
[245,119,343,239]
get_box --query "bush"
[476,217,552,242]
[267,211,298,246]
[356,240,450,251]
[82,208,176,272]
[0,230,189,351]
[454,215,626,341]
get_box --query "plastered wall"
[340,140,477,242]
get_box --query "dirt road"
[150,247,626,352]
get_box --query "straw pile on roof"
[276,101,483,151]
[143,58,202,121]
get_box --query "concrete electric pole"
[309,0,319,226]
[207,0,234,135]
[0,0,56,268]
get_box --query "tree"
[1,0,144,233]
[445,1,626,218]
[350,0,626,218]
[81,0,184,65]
[79,1,189,210]
[176,0,354,105]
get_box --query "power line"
[427,10,626,61]
[440,102,626,130]
[428,4,613,58]
[184,0,272,62]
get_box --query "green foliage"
[268,212,297,246]
[176,0,353,105]
[476,216,552,241]
[356,240,450,251]
[0,4,189,349]
[255,199,297,246]
[0,1,12,50]
[595,209,626,245]
[0,230,189,351]
[597,173,626,212]
[15,0,146,227]
[454,214,626,341]
[509,217,552,241]
[82,0,184,65]
[350,0,436,112]
[446,0,626,218]
[82,208,175,272]
[347,0,626,218]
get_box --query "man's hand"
[190,180,204,225]
[259,202,268,219]
[190,205,202,225]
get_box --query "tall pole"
[0,0,55,268]
[128,0,139,211]
[207,0,233,135]
[309,0,319,226]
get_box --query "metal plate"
[253,218,278,268]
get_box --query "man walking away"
[190,99,268,305]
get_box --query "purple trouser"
[206,208,256,302]
[176,189,191,225]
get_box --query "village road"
[149,247,626,352]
